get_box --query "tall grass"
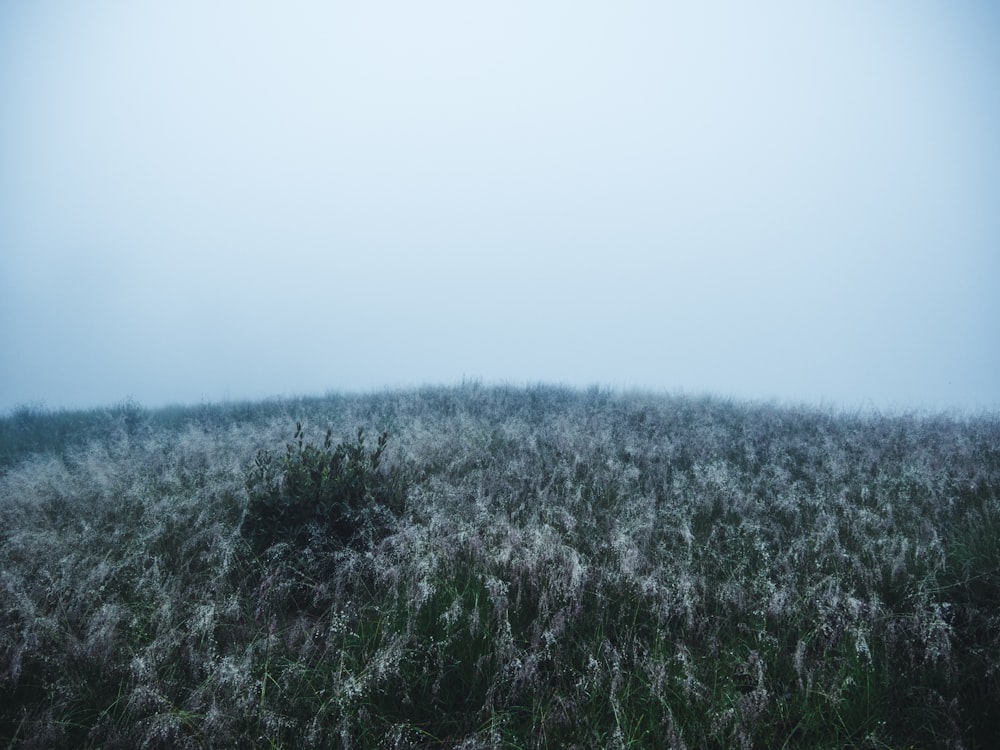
[1,384,998,748]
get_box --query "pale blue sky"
[2,0,998,413]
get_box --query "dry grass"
[1,384,998,748]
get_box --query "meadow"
[1,383,998,748]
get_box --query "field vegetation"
[1,383,998,748]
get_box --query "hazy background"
[2,0,998,414]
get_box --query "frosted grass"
[1,384,997,748]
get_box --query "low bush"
[242,423,407,555]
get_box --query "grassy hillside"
[1,384,998,748]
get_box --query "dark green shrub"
[242,423,407,554]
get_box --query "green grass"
[1,383,998,748]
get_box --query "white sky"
[1,0,998,413]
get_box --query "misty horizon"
[2,1,998,415]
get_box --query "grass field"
[1,383,998,748]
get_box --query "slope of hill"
[1,384,998,748]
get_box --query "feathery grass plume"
[0,387,997,747]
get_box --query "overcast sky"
[2,0,998,414]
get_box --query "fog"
[2,0,998,414]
